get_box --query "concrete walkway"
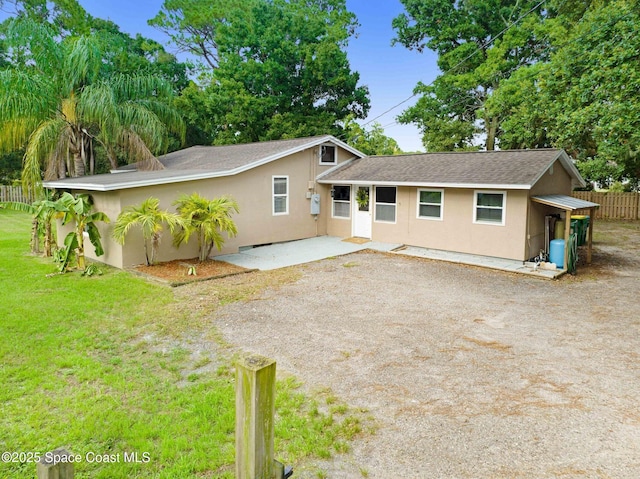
[216,235,564,279]
[215,236,401,270]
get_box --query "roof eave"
[316,179,532,190]
[44,135,367,192]
[529,150,586,189]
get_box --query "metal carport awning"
[531,194,600,267]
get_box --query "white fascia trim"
[43,170,235,191]
[529,150,586,189]
[315,157,359,181]
[44,135,367,192]
[317,179,532,190]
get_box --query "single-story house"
[43,135,598,271]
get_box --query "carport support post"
[587,206,595,264]
[236,354,276,479]
[564,208,572,270]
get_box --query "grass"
[0,210,367,478]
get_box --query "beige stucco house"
[44,135,363,268]
[44,135,597,270]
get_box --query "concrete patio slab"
[216,235,564,279]
[215,236,402,270]
[395,245,564,279]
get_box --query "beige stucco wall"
[324,159,577,262]
[377,187,530,260]
[526,160,574,259]
[61,144,357,269]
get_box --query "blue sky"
[2,0,439,151]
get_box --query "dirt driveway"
[193,221,640,478]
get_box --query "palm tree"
[173,193,239,262]
[112,197,184,266]
[0,18,185,196]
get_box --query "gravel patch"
[210,224,640,478]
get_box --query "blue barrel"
[549,239,565,269]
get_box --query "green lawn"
[0,209,365,478]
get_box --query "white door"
[353,185,372,238]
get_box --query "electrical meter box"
[310,194,320,215]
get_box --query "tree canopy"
[151,0,370,145]
[393,0,640,188]
[0,18,185,195]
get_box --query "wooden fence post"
[36,448,75,479]
[236,354,277,479]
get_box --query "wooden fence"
[0,185,33,204]
[572,191,640,220]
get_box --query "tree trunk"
[486,116,498,151]
[76,230,85,270]
[31,218,40,254]
[44,220,52,257]
[72,148,85,177]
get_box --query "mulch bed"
[134,258,252,286]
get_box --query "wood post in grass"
[37,448,75,479]
[236,354,277,479]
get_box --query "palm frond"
[62,35,102,94]
[109,74,174,103]
[118,130,165,171]
[0,71,58,152]
[6,18,63,76]
[22,118,68,195]
[117,102,167,153]
[135,99,186,145]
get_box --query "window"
[417,189,443,220]
[320,145,336,164]
[332,185,350,218]
[474,191,506,225]
[375,186,396,223]
[273,176,288,215]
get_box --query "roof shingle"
[319,149,569,187]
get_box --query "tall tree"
[0,18,185,195]
[151,0,370,144]
[488,0,640,187]
[393,0,548,151]
[342,116,403,156]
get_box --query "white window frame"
[319,144,337,165]
[473,190,506,226]
[272,176,289,216]
[417,188,444,221]
[374,186,397,224]
[331,185,351,219]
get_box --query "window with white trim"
[273,176,289,215]
[474,191,506,225]
[319,145,337,164]
[375,186,396,223]
[417,189,443,220]
[332,185,350,218]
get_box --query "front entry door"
[353,185,372,238]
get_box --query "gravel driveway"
[209,222,640,478]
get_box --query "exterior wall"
[526,160,574,259]
[55,190,128,269]
[324,160,576,262]
[373,187,530,260]
[69,144,357,269]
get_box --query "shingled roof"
[44,135,363,191]
[317,149,585,189]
